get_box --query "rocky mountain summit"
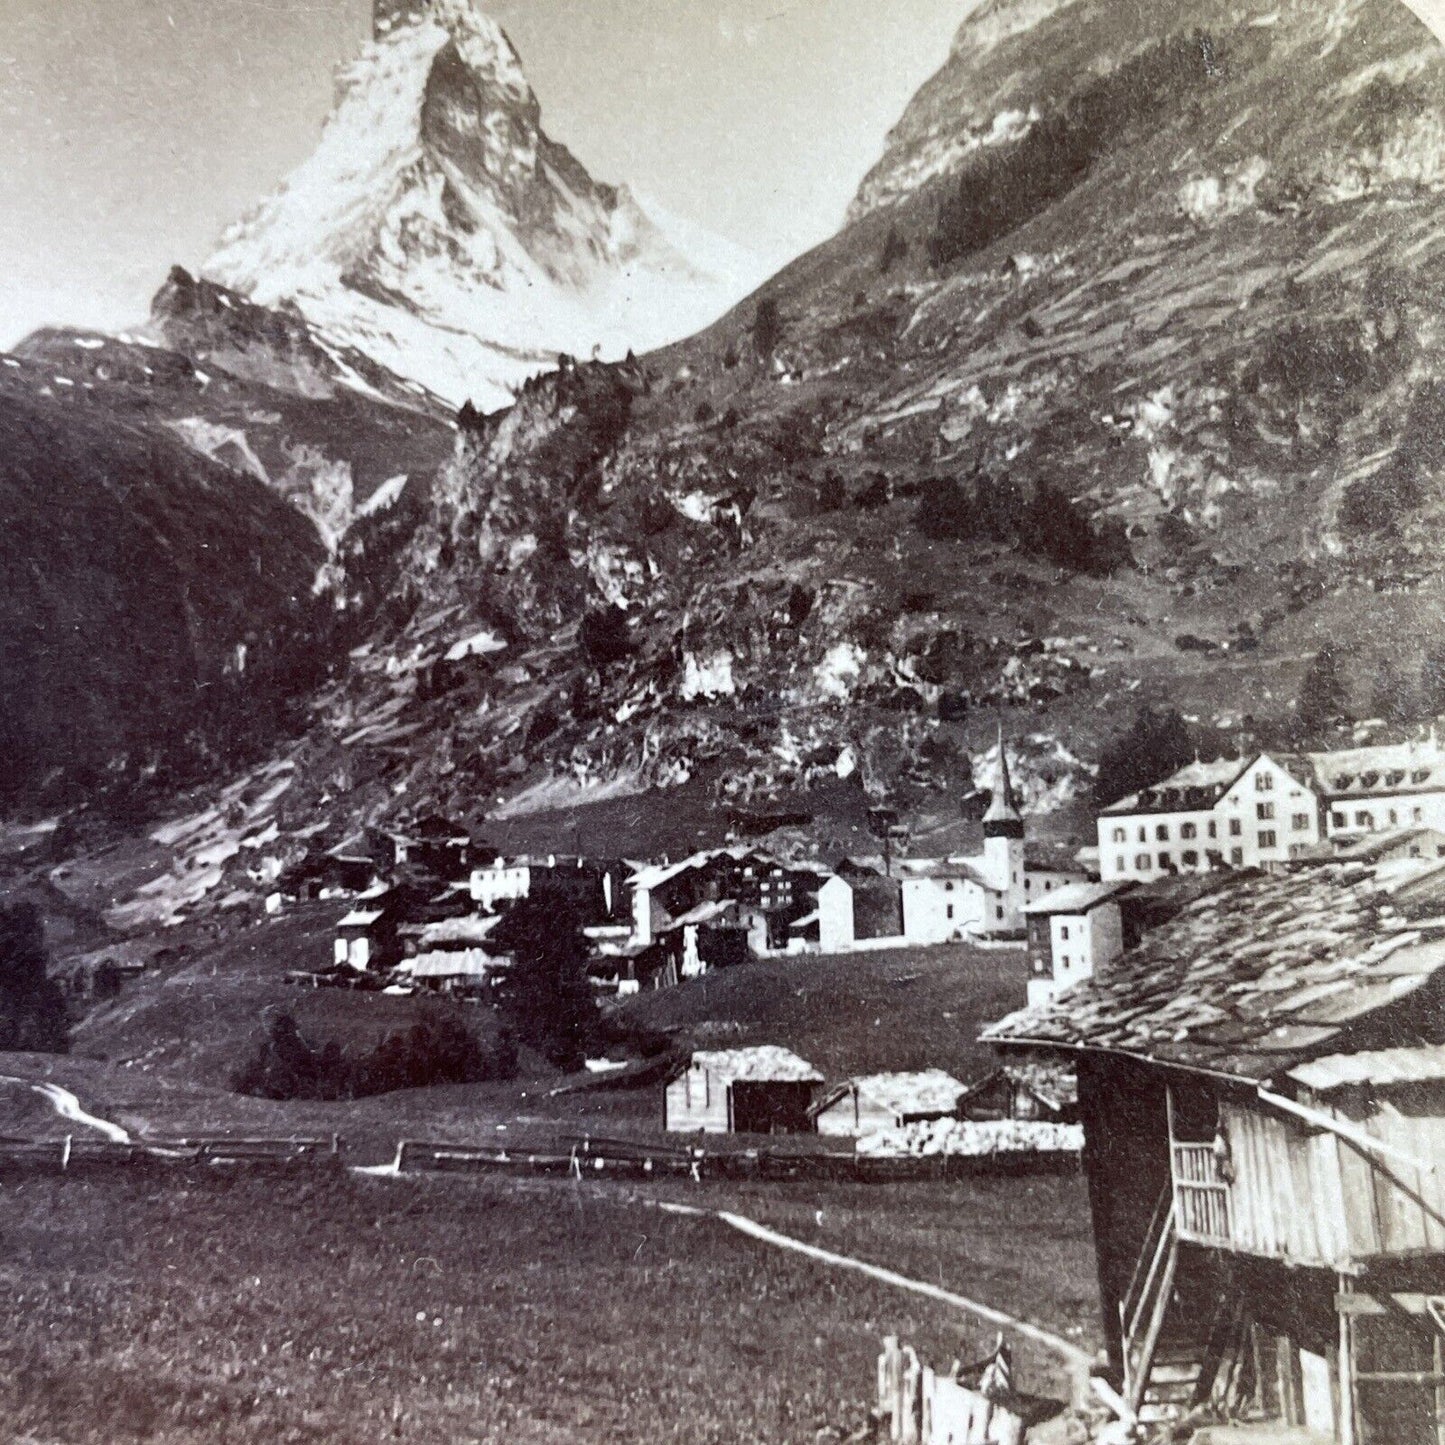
[204,0,761,409]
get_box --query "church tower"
[982,728,1025,910]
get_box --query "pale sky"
[0,0,977,346]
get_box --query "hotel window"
[1182,850,1199,867]
[1138,827,1147,844]
[1230,848,1244,866]
[1256,802,1275,821]
[1389,809,1399,827]
[1113,828,1127,844]
[1061,925,1070,940]
[1181,823,1197,840]
[996,906,1004,920]
[1158,852,1172,869]
[1414,808,1424,823]
[1060,955,1070,971]
[1116,856,1126,873]
[1207,821,1217,839]
[1229,819,1242,837]
[1135,854,1151,871]
[1292,814,1311,831]
[1355,811,1374,829]
[1259,830,1277,849]
[1156,824,1170,842]
[1256,773,1273,791]
[946,905,954,920]
[1332,812,1347,829]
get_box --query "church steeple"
[983,726,1025,840]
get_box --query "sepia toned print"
[4,1,1445,1441]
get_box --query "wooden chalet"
[958,1062,1079,1125]
[984,860,1445,1443]
[664,1047,823,1135]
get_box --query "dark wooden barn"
[985,860,1445,1443]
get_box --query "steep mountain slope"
[0,385,324,811]
[204,0,763,410]
[1,270,457,810]
[47,0,1445,926]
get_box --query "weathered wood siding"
[664,1064,731,1133]
[1219,1103,1351,1266]
[1218,1092,1445,1264]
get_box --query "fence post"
[880,1337,900,1438]
[61,1135,72,1172]
[901,1346,922,1445]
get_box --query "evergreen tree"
[491,899,596,1072]
[752,298,784,359]
[0,901,68,1054]
[1296,647,1350,736]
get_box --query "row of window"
[1119,847,1250,873]
[1115,808,1317,843]
[1331,806,1424,831]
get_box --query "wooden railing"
[1171,1141,1231,1245]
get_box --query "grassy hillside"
[0,1167,1096,1442]
[619,944,1028,1085]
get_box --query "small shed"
[664,1046,823,1135]
[811,1070,967,1137]
[957,1062,1079,1124]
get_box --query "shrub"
[1295,647,1350,736]
[580,605,633,669]
[490,900,598,1072]
[231,1013,515,1101]
[694,400,716,425]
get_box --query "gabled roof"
[898,857,989,887]
[983,862,1445,1081]
[417,915,502,946]
[812,1070,966,1119]
[1024,880,1134,917]
[403,949,504,980]
[1099,757,1251,817]
[337,908,385,929]
[1305,735,1445,801]
[662,898,739,931]
[689,1046,823,1084]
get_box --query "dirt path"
[0,1076,131,1144]
[653,1198,1095,1402]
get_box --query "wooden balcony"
[1171,1141,1231,1246]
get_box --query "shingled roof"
[982,862,1445,1081]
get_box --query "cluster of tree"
[929,32,1221,270]
[0,901,69,1055]
[1094,706,1196,810]
[232,1013,517,1102]
[490,900,599,1073]
[914,475,1131,576]
[1338,383,1445,537]
[752,298,784,358]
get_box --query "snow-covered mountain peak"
[204,2,763,410]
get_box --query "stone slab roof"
[983,862,1445,1080]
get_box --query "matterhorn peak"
[204,0,760,409]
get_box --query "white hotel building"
[1097,735,1445,883]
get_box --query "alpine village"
[7,1,1445,1444]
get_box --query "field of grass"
[616,942,1029,1084]
[0,1165,1097,1444]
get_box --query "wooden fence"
[0,1135,344,1173]
[878,1337,1028,1445]
[392,1135,1079,1185]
